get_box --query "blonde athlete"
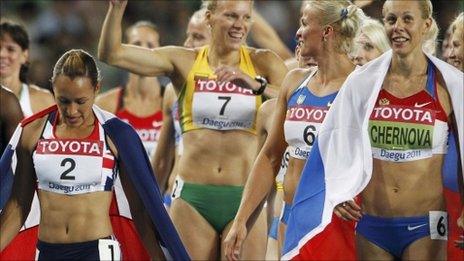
[224,1,365,260]
[352,18,390,66]
[448,13,463,71]
[337,1,457,259]
[98,0,287,259]
[152,8,211,207]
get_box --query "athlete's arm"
[250,9,293,60]
[0,127,36,251]
[0,87,23,145]
[253,49,288,99]
[224,72,295,261]
[256,99,277,153]
[98,0,178,77]
[95,88,120,114]
[118,161,165,260]
[151,84,176,193]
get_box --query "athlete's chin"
[65,117,83,127]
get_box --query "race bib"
[429,211,448,240]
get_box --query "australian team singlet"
[178,45,262,134]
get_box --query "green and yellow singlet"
[178,45,262,134]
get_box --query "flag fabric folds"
[283,50,463,260]
[0,105,190,260]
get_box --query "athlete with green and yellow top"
[98,0,288,259]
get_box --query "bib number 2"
[60,158,76,180]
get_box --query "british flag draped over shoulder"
[0,105,190,261]
[282,50,463,260]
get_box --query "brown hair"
[51,49,101,87]
[0,20,30,83]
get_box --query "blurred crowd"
[1,0,463,92]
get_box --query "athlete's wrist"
[252,75,268,95]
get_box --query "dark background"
[1,0,463,92]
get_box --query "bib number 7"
[218,96,231,116]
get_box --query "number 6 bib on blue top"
[284,71,338,160]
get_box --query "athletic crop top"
[369,63,449,162]
[115,87,163,156]
[33,111,117,195]
[284,70,338,160]
[178,45,262,133]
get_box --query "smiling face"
[383,0,431,57]
[53,75,99,127]
[126,26,160,49]
[295,5,325,60]
[0,33,28,80]
[207,0,253,51]
[352,32,382,66]
[449,26,463,71]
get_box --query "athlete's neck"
[0,75,22,98]
[126,73,161,99]
[316,51,354,86]
[391,48,428,78]
[208,43,240,68]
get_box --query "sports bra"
[369,63,448,162]
[284,70,338,160]
[33,111,117,195]
[115,87,163,156]
[178,45,262,134]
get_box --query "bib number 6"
[303,125,316,146]
[429,211,448,240]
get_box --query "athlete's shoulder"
[96,87,122,113]
[29,84,54,104]
[259,98,277,116]
[0,85,17,103]
[21,105,55,150]
[281,67,314,99]
[167,45,198,60]
[247,46,281,62]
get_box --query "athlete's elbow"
[98,44,119,65]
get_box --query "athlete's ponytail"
[51,49,101,88]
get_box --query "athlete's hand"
[109,0,127,9]
[455,208,464,249]
[215,66,260,92]
[223,221,248,261]
[334,200,362,221]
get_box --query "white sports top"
[33,111,117,195]
[19,83,33,117]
